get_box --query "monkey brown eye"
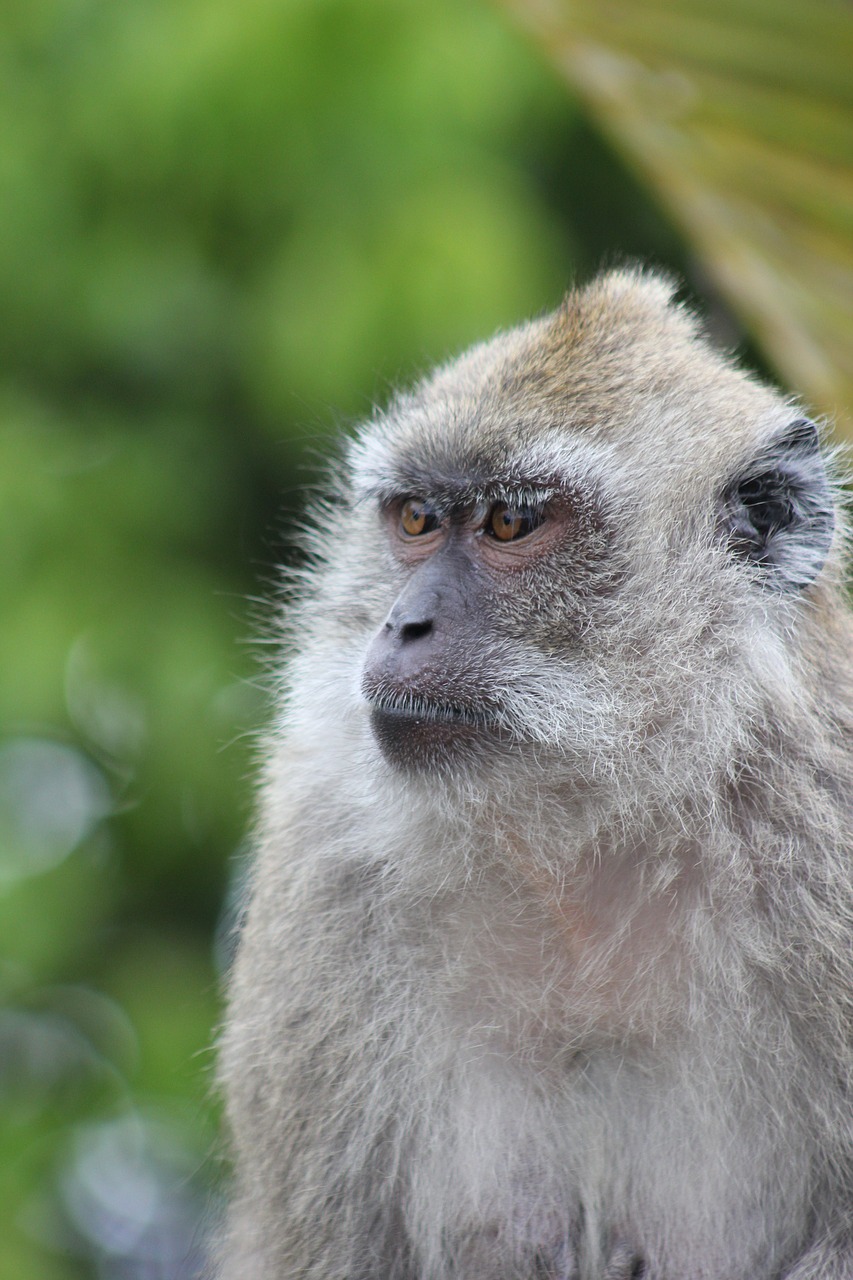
[487,503,542,542]
[400,499,439,537]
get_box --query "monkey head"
[297,271,839,799]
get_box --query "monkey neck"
[413,799,712,1052]
[368,747,847,1050]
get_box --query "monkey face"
[352,443,623,775]
[360,488,585,769]
[331,272,840,785]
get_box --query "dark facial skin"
[361,488,575,770]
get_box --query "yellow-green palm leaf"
[502,0,853,437]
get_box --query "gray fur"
[216,270,853,1279]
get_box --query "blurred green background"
[1,1,850,1277]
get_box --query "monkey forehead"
[349,270,795,499]
[350,416,615,507]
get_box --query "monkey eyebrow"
[477,483,558,507]
[361,477,561,513]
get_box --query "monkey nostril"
[400,618,433,643]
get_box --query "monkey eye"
[400,498,440,537]
[487,502,543,542]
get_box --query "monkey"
[216,269,853,1280]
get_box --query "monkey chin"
[368,701,500,774]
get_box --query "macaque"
[217,270,853,1279]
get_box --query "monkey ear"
[723,419,835,589]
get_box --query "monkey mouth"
[368,693,483,727]
[364,690,499,770]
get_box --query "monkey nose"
[383,587,440,646]
[386,614,434,645]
